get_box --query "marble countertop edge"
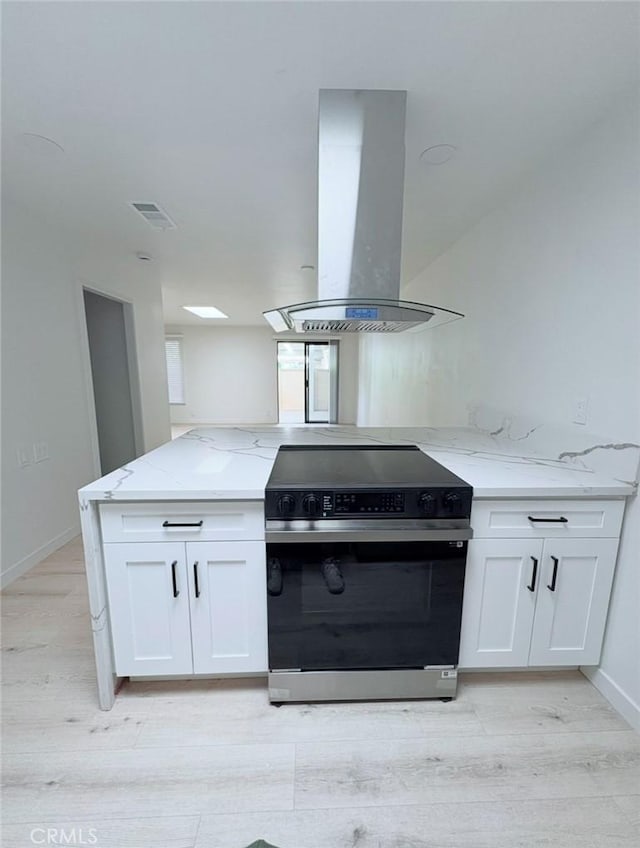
[79,487,268,502]
[77,425,637,504]
[78,483,634,502]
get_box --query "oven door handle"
[265,527,473,543]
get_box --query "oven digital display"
[334,491,405,514]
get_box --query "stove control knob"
[443,492,461,512]
[277,495,296,517]
[302,494,321,517]
[418,492,437,515]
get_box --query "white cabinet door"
[459,539,543,669]
[103,543,193,676]
[529,538,619,666]
[187,541,268,674]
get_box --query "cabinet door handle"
[527,556,538,592]
[193,561,200,598]
[527,515,568,524]
[547,556,559,592]
[162,520,204,528]
[171,560,180,597]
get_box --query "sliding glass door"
[305,343,330,422]
[277,341,339,424]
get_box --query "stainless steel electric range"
[264,444,473,704]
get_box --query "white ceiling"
[2,1,638,326]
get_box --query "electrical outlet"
[573,396,589,426]
[33,441,49,463]
[17,446,31,468]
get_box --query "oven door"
[266,536,467,672]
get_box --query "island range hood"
[263,89,463,334]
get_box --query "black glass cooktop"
[267,444,469,490]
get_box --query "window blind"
[165,336,185,404]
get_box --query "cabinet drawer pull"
[547,556,559,592]
[162,520,204,528]
[193,561,200,598]
[171,560,180,598]
[527,515,568,524]
[527,557,538,592]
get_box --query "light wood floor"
[2,537,639,848]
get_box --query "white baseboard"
[582,666,640,733]
[1,524,81,589]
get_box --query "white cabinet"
[100,501,264,544]
[104,542,193,676]
[188,541,267,675]
[470,499,624,539]
[460,499,623,670]
[101,501,267,679]
[458,539,542,668]
[528,538,618,666]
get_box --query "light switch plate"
[17,446,31,468]
[33,441,49,463]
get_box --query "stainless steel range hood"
[264,89,463,334]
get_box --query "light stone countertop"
[78,425,636,501]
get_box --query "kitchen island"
[79,425,635,709]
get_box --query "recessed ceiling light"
[182,306,229,319]
[419,144,457,165]
[20,132,65,155]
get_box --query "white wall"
[1,198,170,586]
[358,97,640,725]
[166,326,278,424]
[357,332,434,426]
[585,499,640,731]
[336,333,358,425]
[167,326,359,425]
[360,99,640,441]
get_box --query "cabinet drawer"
[100,501,264,543]
[471,499,624,539]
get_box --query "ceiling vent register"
[131,202,176,230]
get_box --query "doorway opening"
[83,288,144,475]
[277,341,339,424]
